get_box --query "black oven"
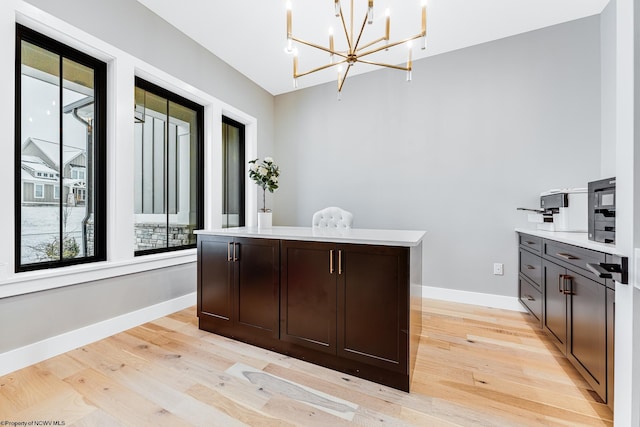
[588,177,616,243]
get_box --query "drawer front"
[519,275,542,322]
[520,248,542,288]
[543,240,606,281]
[519,234,542,254]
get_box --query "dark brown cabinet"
[280,241,337,354]
[280,241,408,374]
[197,231,420,392]
[198,235,280,345]
[518,242,543,325]
[543,258,607,400]
[543,260,567,347]
[518,232,614,406]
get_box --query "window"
[222,116,245,228]
[15,25,107,271]
[71,168,85,180]
[34,184,44,199]
[134,77,203,255]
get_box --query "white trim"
[423,285,527,313]
[0,252,195,298]
[0,291,197,377]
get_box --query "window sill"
[0,249,196,299]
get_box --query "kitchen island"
[196,226,425,391]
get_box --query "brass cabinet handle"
[563,275,573,295]
[525,241,537,245]
[525,295,535,301]
[526,265,535,270]
[558,274,574,295]
[233,242,239,262]
[227,242,232,261]
[329,249,334,274]
[558,274,565,294]
[556,252,579,260]
[338,249,343,275]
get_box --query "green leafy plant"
[248,157,280,212]
[44,236,80,260]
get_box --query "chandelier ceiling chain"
[286,0,427,95]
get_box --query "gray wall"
[601,0,617,178]
[274,17,602,297]
[0,264,194,352]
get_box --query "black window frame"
[133,77,204,256]
[222,115,246,228]
[15,24,107,272]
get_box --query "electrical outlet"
[493,263,504,275]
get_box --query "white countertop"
[515,228,622,255]
[196,226,426,247]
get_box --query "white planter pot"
[258,211,272,229]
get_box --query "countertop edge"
[196,226,426,247]
[515,228,622,255]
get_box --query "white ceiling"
[135,0,609,96]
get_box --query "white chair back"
[311,207,353,229]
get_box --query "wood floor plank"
[0,298,614,426]
[63,368,187,426]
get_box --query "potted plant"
[248,157,280,228]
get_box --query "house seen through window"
[133,78,203,255]
[15,24,107,271]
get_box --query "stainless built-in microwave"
[588,177,616,243]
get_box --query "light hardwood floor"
[0,300,613,426]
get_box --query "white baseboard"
[423,286,526,312]
[0,292,197,377]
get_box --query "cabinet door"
[280,240,337,354]
[198,236,233,329]
[607,287,614,409]
[234,237,280,339]
[543,260,567,353]
[568,272,607,400]
[337,244,408,373]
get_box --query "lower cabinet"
[197,235,280,346]
[280,241,337,354]
[198,234,415,391]
[280,240,409,374]
[518,232,614,408]
[543,258,607,401]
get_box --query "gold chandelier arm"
[357,59,410,71]
[358,32,424,58]
[296,59,347,79]
[353,8,369,52]
[338,5,352,52]
[291,36,348,59]
[356,36,387,52]
[338,63,353,92]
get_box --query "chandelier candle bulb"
[407,41,412,81]
[367,0,374,24]
[335,0,341,17]
[286,1,292,39]
[329,27,334,62]
[385,8,390,39]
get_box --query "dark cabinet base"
[518,232,614,407]
[199,297,411,392]
[198,235,422,393]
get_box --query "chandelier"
[286,0,427,96]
